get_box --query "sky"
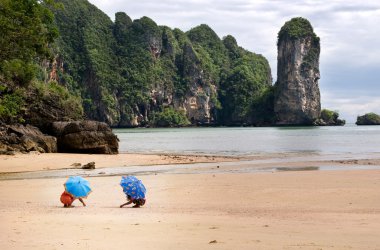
[88,0,380,123]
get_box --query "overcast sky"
[89,0,380,123]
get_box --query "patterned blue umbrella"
[120,176,146,199]
[64,176,92,198]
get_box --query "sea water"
[113,124,380,156]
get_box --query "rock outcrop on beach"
[356,113,380,125]
[274,17,321,125]
[0,121,119,155]
[50,120,119,154]
[0,124,57,154]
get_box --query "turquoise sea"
[113,124,380,156]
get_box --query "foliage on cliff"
[356,113,380,125]
[219,37,273,125]
[53,0,118,123]
[278,17,319,43]
[0,0,83,125]
[150,107,190,127]
[0,85,25,123]
[0,0,56,86]
[0,0,58,66]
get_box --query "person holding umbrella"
[60,176,92,207]
[60,191,86,207]
[119,176,146,208]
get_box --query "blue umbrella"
[64,176,92,198]
[120,176,146,199]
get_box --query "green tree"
[0,88,25,123]
[0,0,58,62]
[150,107,190,127]
[0,0,59,85]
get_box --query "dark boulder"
[0,124,57,154]
[82,162,95,169]
[51,120,119,154]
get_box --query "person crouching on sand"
[60,191,86,207]
[120,195,146,208]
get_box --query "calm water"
[113,124,380,156]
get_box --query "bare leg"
[79,198,86,206]
[120,201,133,208]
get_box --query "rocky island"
[356,113,380,125]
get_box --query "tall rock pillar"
[274,17,321,125]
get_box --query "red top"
[60,191,74,205]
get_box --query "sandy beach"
[1,153,380,249]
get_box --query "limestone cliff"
[173,42,217,124]
[274,17,321,125]
[51,0,272,127]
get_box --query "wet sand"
[1,153,380,249]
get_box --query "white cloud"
[88,0,380,122]
[322,92,380,123]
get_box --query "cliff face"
[173,42,217,124]
[52,0,272,127]
[112,17,218,126]
[274,17,321,125]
